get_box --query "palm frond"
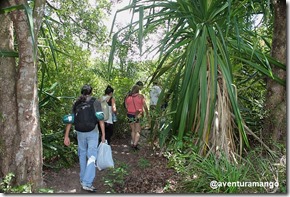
[108,0,282,157]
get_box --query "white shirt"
[101,95,113,124]
[150,85,162,106]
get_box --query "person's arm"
[158,86,162,96]
[94,99,106,142]
[64,123,72,146]
[142,95,149,117]
[111,97,117,114]
[99,120,106,143]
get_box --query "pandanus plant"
[108,0,285,159]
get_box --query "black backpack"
[74,98,98,132]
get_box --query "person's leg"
[82,130,99,187]
[130,122,136,146]
[105,123,113,145]
[77,131,87,184]
[133,122,141,148]
[127,114,136,146]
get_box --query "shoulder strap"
[91,97,96,102]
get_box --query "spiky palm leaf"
[109,0,285,158]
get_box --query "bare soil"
[43,129,179,194]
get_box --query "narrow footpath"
[43,129,178,194]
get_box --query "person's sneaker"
[133,145,140,151]
[82,185,97,192]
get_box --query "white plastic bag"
[96,140,114,171]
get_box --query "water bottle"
[112,113,117,122]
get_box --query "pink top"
[125,93,145,115]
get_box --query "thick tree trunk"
[0,2,19,183]
[13,9,43,190]
[0,0,45,191]
[263,0,286,146]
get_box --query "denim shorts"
[127,114,140,123]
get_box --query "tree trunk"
[0,1,19,184]
[263,0,286,146]
[0,0,45,191]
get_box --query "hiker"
[149,80,162,110]
[136,80,144,90]
[99,85,117,145]
[128,81,144,95]
[148,80,162,131]
[123,80,144,109]
[125,85,149,151]
[64,84,105,192]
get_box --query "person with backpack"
[64,84,105,192]
[99,85,117,145]
[125,85,149,151]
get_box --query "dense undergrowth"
[163,137,286,193]
[1,132,286,194]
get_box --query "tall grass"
[164,136,286,193]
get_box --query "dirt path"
[43,130,178,194]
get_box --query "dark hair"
[105,85,114,95]
[81,84,92,95]
[73,84,92,112]
[136,81,143,87]
[129,85,140,95]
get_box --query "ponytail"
[73,84,92,113]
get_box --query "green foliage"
[234,63,266,132]
[0,173,55,193]
[38,0,113,166]
[38,188,54,193]
[164,137,286,193]
[28,0,285,192]
[45,0,111,48]
[108,0,286,158]
[102,161,129,193]
[137,158,151,169]
[42,130,78,169]
[37,0,157,169]
[0,173,32,193]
